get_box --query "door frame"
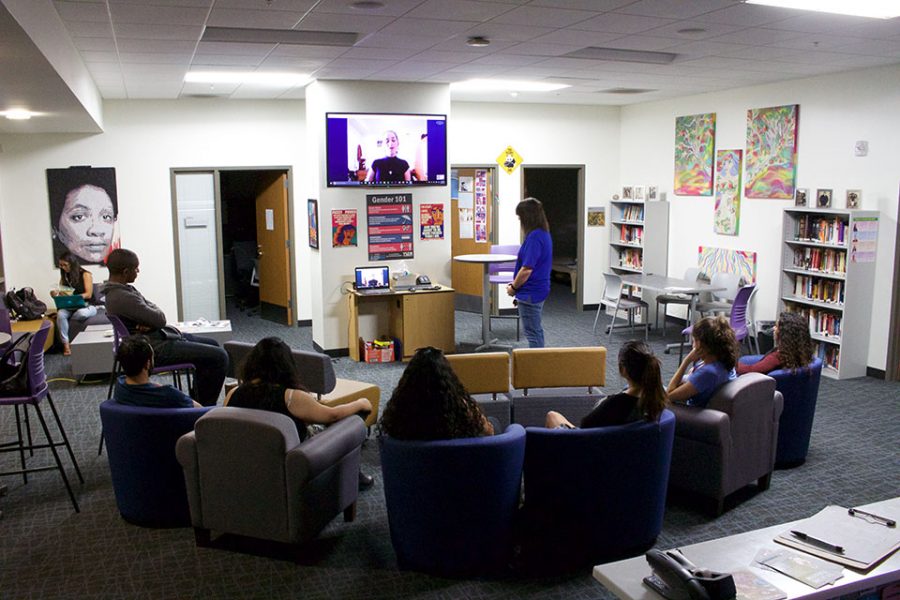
[170,166,298,325]
[885,189,900,381]
[519,164,586,312]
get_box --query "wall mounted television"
[326,112,448,188]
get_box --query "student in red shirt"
[737,312,815,374]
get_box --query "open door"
[451,167,494,312]
[255,173,292,325]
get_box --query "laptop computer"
[53,294,87,310]
[354,266,392,295]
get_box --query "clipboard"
[775,505,900,571]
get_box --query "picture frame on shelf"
[633,185,645,201]
[795,188,808,207]
[846,189,861,209]
[816,188,833,208]
[648,185,658,201]
[622,186,633,200]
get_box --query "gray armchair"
[176,407,367,549]
[668,372,783,515]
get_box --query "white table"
[593,497,900,600]
[0,332,10,345]
[453,253,518,351]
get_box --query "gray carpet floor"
[1,281,898,599]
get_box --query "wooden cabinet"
[348,287,455,361]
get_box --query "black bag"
[0,332,33,396]
[5,287,47,321]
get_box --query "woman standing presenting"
[506,198,553,348]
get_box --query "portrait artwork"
[46,166,120,265]
[816,189,833,208]
[846,189,861,209]
[795,188,808,207]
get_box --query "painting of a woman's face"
[56,184,116,263]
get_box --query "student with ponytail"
[545,340,668,429]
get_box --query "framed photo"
[795,188,808,207]
[816,189,833,208]
[307,199,319,249]
[648,186,658,201]
[846,189,861,209]
[633,185,645,201]
[622,186,634,200]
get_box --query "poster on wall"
[744,104,799,199]
[674,113,716,196]
[474,169,488,243]
[420,203,444,240]
[458,208,474,239]
[587,207,606,227]
[46,166,120,265]
[332,209,358,247]
[850,217,878,263]
[714,150,742,236]
[308,199,319,249]
[367,193,414,260]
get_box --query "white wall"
[0,99,311,323]
[620,64,900,370]
[451,102,621,307]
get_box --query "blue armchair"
[379,425,526,576]
[99,399,211,527]
[739,355,823,467]
[520,410,675,571]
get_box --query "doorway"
[172,167,296,328]
[522,166,585,309]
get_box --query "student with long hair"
[546,341,667,429]
[737,311,815,374]
[506,198,553,348]
[668,316,739,407]
[51,251,98,355]
[225,337,375,488]
[379,346,493,440]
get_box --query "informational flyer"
[420,203,444,240]
[331,209,357,247]
[458,208,474,239]
[367,193,414,260]
[850,217,878,263]
[474,169,488,243]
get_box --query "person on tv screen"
[365,130,411,183]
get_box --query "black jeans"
[154,333,228,406]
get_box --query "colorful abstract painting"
[698,246,757,284]
[714,149,742,235]
[674,113,716,196]
[744,104,799,199]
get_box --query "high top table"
[453,253,518,351]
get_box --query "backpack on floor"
[5,287,47,321]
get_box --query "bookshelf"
[780,207,878,379]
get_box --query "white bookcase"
[779,207,878,379]
[609,200,669,324]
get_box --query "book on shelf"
[793,247,846,275]
[622,205,644,221]
[619,225,643,244]
[796,215,847,245]
[792,276,844,304]
[787,305,842,339]
[619,249,642,269]
[818,344,840,370]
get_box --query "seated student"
[103,248,228,406]
[737,311,815,374]
[224,337,375,489]
[379,346,493,440]
[667,316,738,407]
[545,340,667,429]
[113,335,201,409]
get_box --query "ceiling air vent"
[201,26,357,47]
[564,47,677,65]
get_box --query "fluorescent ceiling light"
[744,0,900,19]
[184,71,311,87]
[450,79,569,92]
[1,109,39,120]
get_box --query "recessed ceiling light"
[466,36,490,47]
[676,27,707,35]
[1,109,38,120]
[350,1,385,9]
[184,71,312,87]
[450,79,570,92]
[744,0,900,19]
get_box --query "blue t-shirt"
[685,361,736,408]
[515,228,553,303]
[113,376,194,409]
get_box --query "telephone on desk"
[643,549,736,600]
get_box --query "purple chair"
[0,321,83,512]
[679,283,756,361]
[488,244,520,341]
[0,308,12,354]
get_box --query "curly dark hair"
[776,311,815,370]
[240,337,306,391]
[692,316,739,370]
[379,346,489,440]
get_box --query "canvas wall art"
[744,104,799,199]
[674,113,716,196]
[46,166,120,265]
[714,149,742,236]
[697,246,757,284]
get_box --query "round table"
[452,253,518,351]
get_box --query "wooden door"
[451,167,493,312]
[255,173,292,325]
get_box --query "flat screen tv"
[326,112,448,188]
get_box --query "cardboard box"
[360,338,394,363]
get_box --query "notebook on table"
[53,295,87,310]
[354,266,392,295]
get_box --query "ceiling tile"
[213,0,316,10]
[207,8,306,28]
[530,0,634,10]
[646,20,740,40]
[502,41,583,57]
[615,0,737,19]
[468,53,544,66]
[708,27,797,46]
[294,12,394,34]
[117,39,197,54]
[108,0,209,5]
[694,4,797,27]
[63,20,114,36]
[196,41,277,56]
[108,4,210,25]
[79,50,120,62]
[829,39,900,57]
[342,46,419,60]
[378,17,480,37]
[573,13,678,34]
[490,5,600,28]
[119,53,191,64]
[180,81,240,96]
[412,49,485,63]
[191,54,265,66]
[406,0,514,22]
[123,83,183,98]
[427,38,518,53]
[312,0,426,17]
[764,13,876,35]
[54,1,110,23]
[72,36,117,52]
[257,56,331,69]
[530,29,623,47]
[269,44,347,58]
[355,32,442,50]
[603,35,685,52]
